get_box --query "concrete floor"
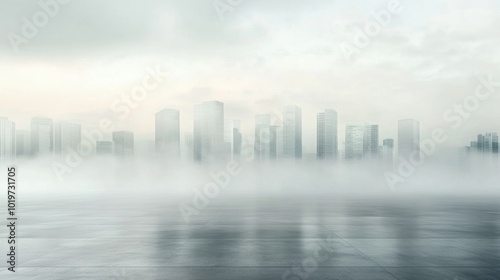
[1,194,500,279]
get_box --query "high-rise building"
[398,119,420,159]
[16,130,31,158]
[317,109,338,160]
[382,138,395,167]
[363,124,379,158]
[31,117,53,157]
[96,141,113,156]
[0,117,16,165]
[112,131,134,157]
[283,105,302,159]
[224,119,242,160]
[155,109,180,160]
[345,124,379,160]
[345,124,365,160]
[54,122,81,157]
[194,101,224,162]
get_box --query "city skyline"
[0,100,498,164]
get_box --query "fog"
[14,150,500,199]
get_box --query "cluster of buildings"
[1,100,495,166]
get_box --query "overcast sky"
[1,0,499,151]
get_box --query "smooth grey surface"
[1,193,500,279]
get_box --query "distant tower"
[224,119,242,160]
[382,138,395,167]
[398,119,420,159]
[54,122,81,157]
[345,124,364,160]
[31,117,53,157]
[317,109,338,160]
[283,105,302,159]
[345,123,378,160]
[0,117,16,165]
[112,131,134,157]
[193,101,224,162]
[155,109,180,160]
[363,124,379,159]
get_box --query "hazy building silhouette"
[96,141,113,156]
[15,130,30,158]
[345,124,364,160]
[317,109,338,160]
[470,133,498,156]
[224,119,242,160]
[54,122,81,157]
[194,101,224,162]
[345,124,378,160]
[364,124,379,159]
[283,105,302,159]
[112,131,134,157]
[31,117,53,157]
[155,109,180,160]
[382,138,395,167]
[0,117,16,165]
[398,119,420,159]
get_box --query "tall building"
[16,130,31,158]
[155,109,180,160]
[31,117,53,157]
[283,105,302,159]
[224,119,242,160]
[54,122,81,157]
[317,109,338,160]
[345,124,378,160]
[112,131,134,157]
[194,101,224,162]
[345,124,365,160]
[382,138,395,167]
[363,124,379,158]
[0,117,16,165]
[96,141,113,156]
[398,119,420,159]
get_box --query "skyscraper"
[363,124,379,158]
[0,117,16,165]
[317,109,338,160]
[345,124,365,160]
[345,124,378,160]
[283,105,302,159]
[224,119,242,160]
[112,131,134,157]
[398,119,420,159]
[31,117,53,157]
[155,109,180,160]
[54,122,81,157]
[194,101,224,162]
[16,130,31,158]
[382,138,395,167]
